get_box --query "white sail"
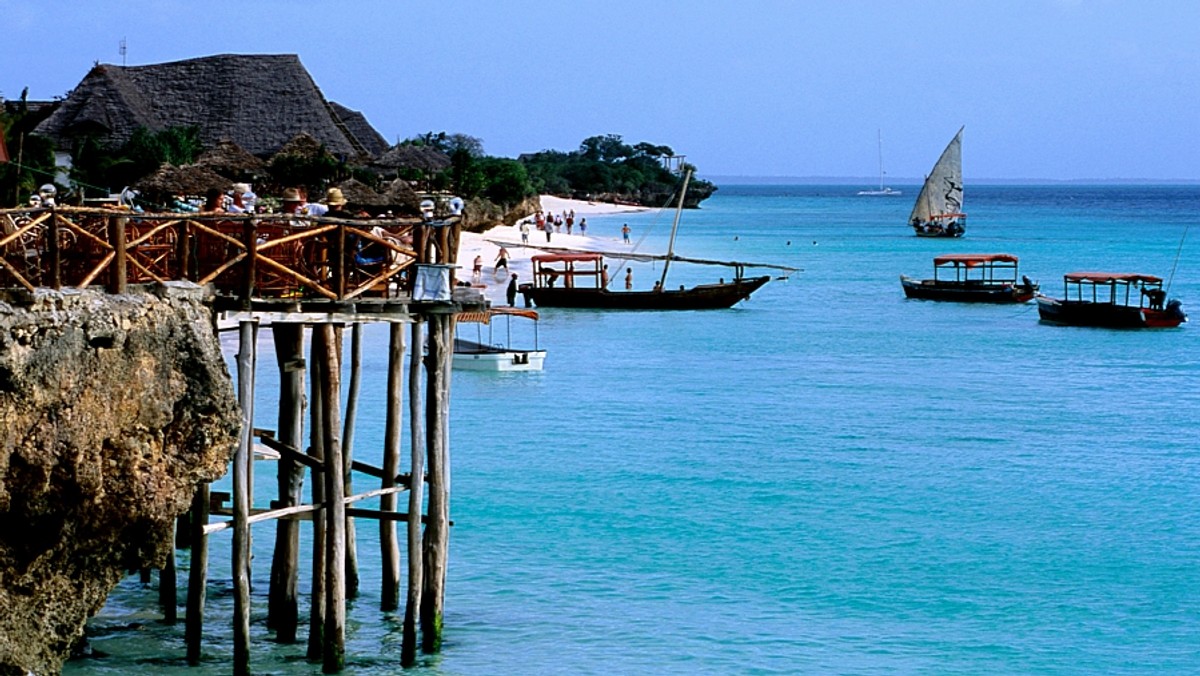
[909,126,964,224]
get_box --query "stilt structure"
[0,203,474,671]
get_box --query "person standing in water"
[624,267,633,290]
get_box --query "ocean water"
[67,185,1200,674]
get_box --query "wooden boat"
[1036,272,1187,328]
[518,170,773,310]
[452,307,546,371]
[901,253,1037,303]
[909,127,966,237]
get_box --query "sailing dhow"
[909,126,965,237]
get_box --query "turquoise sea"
[69,184,1200,674]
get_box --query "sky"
[3,0,1199,181]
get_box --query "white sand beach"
[455,196,656,306]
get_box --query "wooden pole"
[421,314,450,653]
[320,324,347,673]
[268,323,306,642]
[380,322,405,612]
[233,320,256,675]
[110,215,128,293]
[307,326,327,662]
[185,483,210,665]
[48,209,61,290]
[342,323,362,599]
[160,526,177,624]
[401,319,425,666]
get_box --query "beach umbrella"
[195,139,267,179]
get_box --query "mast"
[658,169,692,291]
[876,129,884,190]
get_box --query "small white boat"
[857,130,902,196]
[453,307,546,372]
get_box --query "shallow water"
[67,184,1200,674]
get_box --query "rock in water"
[0,284,239,674]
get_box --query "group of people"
[532,209,588,241]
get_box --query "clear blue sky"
[3,0,1198,180]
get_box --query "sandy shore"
[456,195,656,306]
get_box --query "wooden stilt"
[380,323,405,612]
[401,319,426,666]
[421,314,451,653]
[341,322,362,599]
[268,323,306,642]
[160,524,177,624]
[185,483,210,665]
[233,320,256,675]
[307,326,327,662]
[320,324,347,672]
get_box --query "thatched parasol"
[195,139,267,178]
[382,178,421,214]
[272,132,330,161]
[374,144,451,172]
[135,163,232,196]
[336,178,389,207]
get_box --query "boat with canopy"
[901,253,1037,303]
[452,307,546,371]
[1035,272,1187,328]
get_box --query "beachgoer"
[566,214,574,234]
[536,211,545,230]
[622,223,631,244]
[506,273,519,306]
[323,187,353,219]
[601,264,609,288]
[579,218,587,235]
[520,221,530,244]
[624,267,633,290]
[554,215,562,233]
[472,255,483,284]
[234,182,257,213]
[203,187,226,213]
[545,224,552,243]
[495,247,510,278]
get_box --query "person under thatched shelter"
[195,139,266,180]
[135,163,232,208]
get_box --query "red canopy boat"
[1036,272,1187,328]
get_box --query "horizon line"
[704,175,1200,185]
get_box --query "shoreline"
[456,195,657,306]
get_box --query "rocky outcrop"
[460,195,540,233]
[0,284,239,675]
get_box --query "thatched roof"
[383,178,421,213]
[375,144,452,172]
[271,132,331,161]
[35,54,382,160]
[329,102,388,157]
[134,163,232,195]
[336,178,388,207]
[195,139,266,178]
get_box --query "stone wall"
[0,284,239,675]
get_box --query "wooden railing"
[0,207,457,303]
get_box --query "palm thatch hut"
[134,163,231,201]
[375,144,452,174]
[195,139,267,180]
[335,178,389,208]
[382,178,422,215]
[34,54,383,161]
[272,132,332,162]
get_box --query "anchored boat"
[901,253,1037,303]
[452,307,546,371]
[1036,272,1187,328]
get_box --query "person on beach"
[545,223,552,243]
[579,218,587,235]
[506,273,519,306]
[495,246,510,278]
[622,223,631,244]
[566,213,574,234]
[624,267,633,290]
[554,215,562,233]
[536,211,545,230]
[472,255,483,284]
[520,221,530,244]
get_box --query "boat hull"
[913,227,965,238]
[520,276,771,310]
[901,276,1036,303]
[1035,296,1187,328]
[452,345,546,371]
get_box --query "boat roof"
[456,307,539,324]
[933,253,1019,266]
[1064,272,1163,283]
[531,252,604,264]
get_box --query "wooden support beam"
[381,323,405,612]
[269,324,306,642]
[320,323,347,673]
[185,483,210,665]
[160,526,177,624]
[402,319,426,666]
[307,327,327,662]
[232,320,256,675]
[342,323,361,600]
[421,313,451,654]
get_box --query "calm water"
[69,185,1200,674]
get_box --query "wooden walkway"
[2,205,472,673]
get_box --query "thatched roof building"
[329,102,389,157]
[134,163,231,196]
[375,144,452,172]
[35,54,386,161]
[195,139,266,178]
